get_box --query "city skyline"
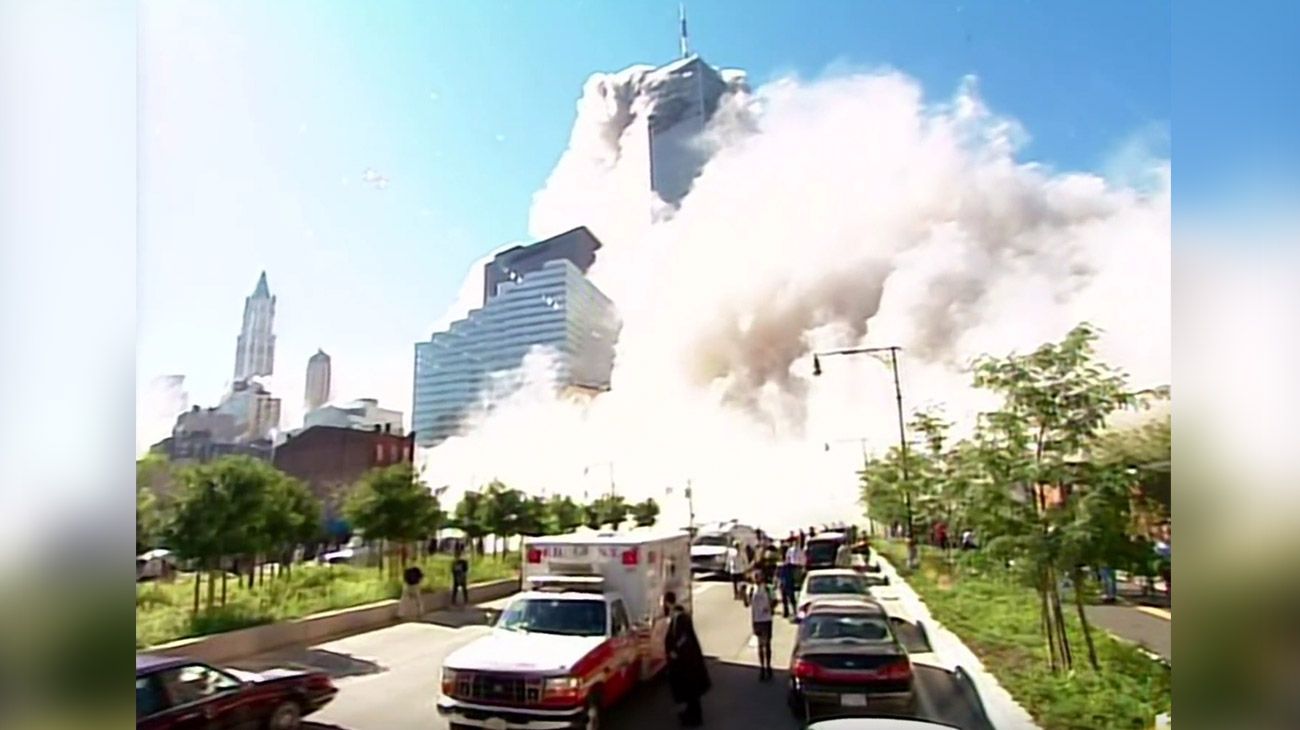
[135,2,1170,455]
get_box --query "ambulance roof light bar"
[526,575,606,594]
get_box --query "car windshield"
[497,598,607,637]
[693,534,728,547]
[807,574,866,595]
[806,540,841,564]
[801,614,891,641]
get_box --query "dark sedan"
[788,600,918,722]
[136,654,337,729]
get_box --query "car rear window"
[801,614,891,641]
[807,575,866,595]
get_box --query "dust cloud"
[419,67,1170,533]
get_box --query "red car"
[136,654,337,729]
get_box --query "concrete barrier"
[143,577,519,665]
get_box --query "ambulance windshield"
[497,598,608,637]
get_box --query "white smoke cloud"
[420,66,1170,533]
[136,374,188,457]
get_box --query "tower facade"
[304,349,332,412]
[233,271,276,382]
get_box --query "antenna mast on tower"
[679,3,690,58]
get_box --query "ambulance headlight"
[543,676,582,702]
[440,668,461,695]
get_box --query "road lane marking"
[1136,605,1171,621]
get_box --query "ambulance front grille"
[457,672,541,706]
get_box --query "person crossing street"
[750,572,775,680]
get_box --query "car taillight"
[307,674,334,690]
[879,658,913,681]
[792,659,823,680]
[527,549,542,564]
[542,676,582,704]
[621,548,639,566]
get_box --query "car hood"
[444,629,607,674]
[691,546,730,558]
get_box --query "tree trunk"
[1039,573,1058,672]
[192,567,201,616]
[377,540,384,575]
[1072,567,1101,671]
[206,565,216,611]
[221,564,228,606]
[1048,573,1073,671]
[247,556,256,590]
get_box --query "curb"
[875,557,1043,730]
[140,577,519,665]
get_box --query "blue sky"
[137,0,1170,432]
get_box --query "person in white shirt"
[750,573,775,680]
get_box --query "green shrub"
[878,540,1170,730]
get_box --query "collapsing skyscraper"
[645,54,731,206]
[411,227,620,447]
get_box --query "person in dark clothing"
[450,548,469,606]
[664,591,710,726]
[777,549,798,618]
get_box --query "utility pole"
[813,345,916,567]
[686,479,695,532]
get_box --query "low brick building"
[272,424,415,521]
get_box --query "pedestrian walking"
[728,540,745,601]
[451,548,469,606]
[777,555,797,618]
[664,591,710,726]
[402,564,425,618]
[751,574,775,680]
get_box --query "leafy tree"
[344,463,437,573]
[969,322,1136,673]
[630,498,660,527]
[136,483,162,554]
[517,495,548,537]
[545,495,584,534]
[480,480,527,557]
[587,494,629,530]
[165,458,275,612]
[453,490,489,555]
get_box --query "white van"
[690,520,759,578]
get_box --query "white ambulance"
[437,528,692,730]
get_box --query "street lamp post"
[813,345,917,567]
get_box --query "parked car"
[806,531,851,570]
[796,568,874,622]
[136,654,337,729]
[788,599,918,722]
[137,549,178,582]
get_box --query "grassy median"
[876,541,1170,730]
[136,554,518,650]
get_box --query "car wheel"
[266,700,302,730]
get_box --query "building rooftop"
[252,271,270,299]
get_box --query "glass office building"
[412,258,619,447]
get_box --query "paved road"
[233,580,994,730]
[1084,603,1172,663]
